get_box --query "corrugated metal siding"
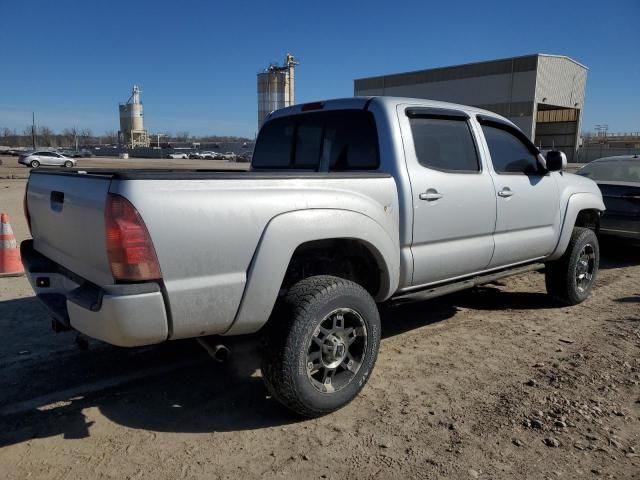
[354,55,538,91]
[535,56,587,109]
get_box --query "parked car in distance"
[167,152,189,159]
[188,152,203,159]
[59,149,94,158]
[220,152,237,160]
[198,151,217,159]
[19,151,76,168]
[22,96,604,417]
[577,155,640,241]
[8,148,32,156]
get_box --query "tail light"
[23,189,32,236]
[105,193,161,281]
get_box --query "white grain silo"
[257,53,298,129]
[118,85,150,147]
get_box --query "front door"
[399,106,497,286]
[478,119,560,267]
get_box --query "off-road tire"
[545,227,599,305]
[261,275,381,418]
[30,160,40,168]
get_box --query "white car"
[19,151,76,168]
[167,152,189,159]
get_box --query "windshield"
[577,160,640,183]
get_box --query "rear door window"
[252,110,379,170]
[409,117,480,172]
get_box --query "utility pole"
[594,124,609,139]
[31,112,36,150]
[155,133,166,159]
[595,124,608,160]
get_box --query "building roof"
[354,54,587,91]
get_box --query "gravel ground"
[0,160,638,480]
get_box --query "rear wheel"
[261,275,380,418]
[30,160,40,168]
[545,227,599,305]
[64,161,73,168]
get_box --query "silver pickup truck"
[21,97,604,417]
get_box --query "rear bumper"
[21,240,169,347]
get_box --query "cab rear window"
[252,110,379,171]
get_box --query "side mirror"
[545,150,567,172]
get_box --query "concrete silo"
[257,53,298,129]
[118,85,150,147]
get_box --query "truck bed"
[30,168,391,180]
[26,168,399,340]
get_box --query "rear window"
[252,110,379,170]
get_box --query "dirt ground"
[0,156,638,480]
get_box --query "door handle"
[498,188,514,198]
[419,189,443,201]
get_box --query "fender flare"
[224,209,400,335]
[547,192,605,261]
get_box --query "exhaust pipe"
[196,338,231,363]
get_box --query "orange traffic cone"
[0,213,24,277]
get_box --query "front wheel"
[261,275,381,418]
[64,161,73,168]
[545,227,599,305]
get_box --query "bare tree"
[102,130,118,144]
[175,131,190,142]
[79,128,93,146]
[36,126,55,146]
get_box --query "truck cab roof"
[268,96,516,128]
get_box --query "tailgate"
[27,172,114,285]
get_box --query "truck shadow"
[599,237,640,270]
[0,296,460,444]
[0,241,636,446]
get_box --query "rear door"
[40,152,56,165]
[49,153,63,165]
[398,106,497,286]
[32,152,48,165]
[478,117,560,267]
[27,172,114,284]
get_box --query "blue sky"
[1,0,638,138]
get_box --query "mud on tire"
[261,275,381,418]
[545,227,599,305]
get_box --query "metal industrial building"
[354,54,587,161]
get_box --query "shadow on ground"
[599,237,640,270]
[1,239,637,446]
[614,296,640,303]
